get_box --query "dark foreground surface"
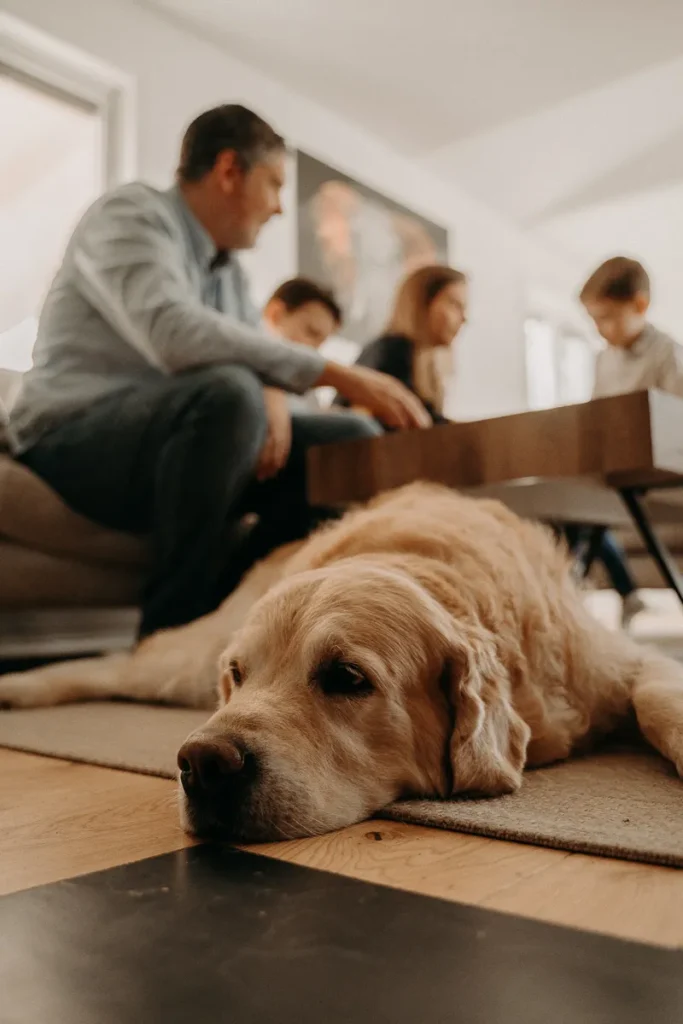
[1,844,681,1023]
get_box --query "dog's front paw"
[0,673,47,710]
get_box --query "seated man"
[9,104,428,639]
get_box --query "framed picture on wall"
[296,151,449,346]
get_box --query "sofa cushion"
[0,540,141,609]
[0,455,147,567]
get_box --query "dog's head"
[178,559,529,841]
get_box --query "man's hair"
[177,104,285,182]
[580,257,650,303]
[268,277,342,326]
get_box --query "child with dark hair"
[263,278,342,349]
[263,277,343,411]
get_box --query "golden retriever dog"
[1,483,682,843]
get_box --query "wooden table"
[308,389,683,598]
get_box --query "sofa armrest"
[0,455,148,567]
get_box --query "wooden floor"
[2,747,682,949]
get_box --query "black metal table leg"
[620,487,683,604]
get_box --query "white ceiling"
[148,0,683,332]
[149,0,683,153]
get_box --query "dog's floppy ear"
[442,621,530,797]
[397,573,530,798]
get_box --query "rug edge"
[378,807,683,869]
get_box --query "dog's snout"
[177,737,248,797]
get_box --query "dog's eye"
[316,660,373,698]
[228,660,244,686]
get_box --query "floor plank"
[0,749,193,895]
[2,748,682,948]
[249,820,683,948]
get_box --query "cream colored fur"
[1,483,682,841]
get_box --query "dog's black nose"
[177,738,247,797]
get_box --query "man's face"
[582,295,648,348]
[266,299,338,349]
[215,149,286,249]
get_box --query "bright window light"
[0,317,38,372]
[0,71,102,372]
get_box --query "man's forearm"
[74,246,326,394]
[149,299,327,393]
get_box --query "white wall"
[4,0,580,419]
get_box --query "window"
[0,14,135,376]
[525,317,595,410]
[525,318,558,410]
[0,71,103,371]
[559,333,595,405]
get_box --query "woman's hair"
[386,265,466,414]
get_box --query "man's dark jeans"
[19,367,382,638]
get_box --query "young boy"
[262,277,343,410]
[582,256,683,398]
[580,256,683,627]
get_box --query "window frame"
[0,12,136,188]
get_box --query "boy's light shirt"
[593,323,683,399]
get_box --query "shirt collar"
[628,323,655,357]
[168,185,229,271]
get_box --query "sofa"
[0,370,144,660]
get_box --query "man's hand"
[317,363,431,430]
[256,388,293,481]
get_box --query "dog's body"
[2,484,682,841]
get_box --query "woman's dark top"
[335,333,448,425]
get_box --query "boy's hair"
[268,278,342,326]
[177,104,285,183]
[580,257,650,303]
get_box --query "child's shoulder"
[644,326,683,375]
[646,323,679,352]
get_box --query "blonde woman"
[337,265,468,424]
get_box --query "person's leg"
[599,530,637,599]
[21,367,268,637]
[140,369,267,635]
[215,411,383,599]
[598,530,647,629]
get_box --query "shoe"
[621,593,647,631]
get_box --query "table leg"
[620,487,683,604]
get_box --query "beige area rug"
[0,703,208,778]
[0,702,682,867]
[382,750,683,867]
